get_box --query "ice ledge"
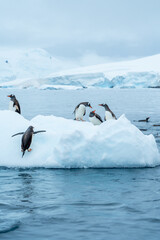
[0,71,160,89]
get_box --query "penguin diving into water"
[73,102,92,121]
[12,126,46,157]
[89,110,103,125]
[8,94,21,114]
[99,104,117,121]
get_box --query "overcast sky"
[0,0,160,64]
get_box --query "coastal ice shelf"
[0,110,159,168]
[0,48,160,89]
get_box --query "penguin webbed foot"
[76,118,85,121]
[28,148,32,152]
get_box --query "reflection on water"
[18,172,33,203]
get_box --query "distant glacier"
[0,48,160,89]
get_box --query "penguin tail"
[22,151,25,158]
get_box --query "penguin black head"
[83,102,92,108]
[89,110,96,117]
[28,126,34,132]
[99,103,109,111]
[8,94,16,101]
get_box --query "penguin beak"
[99,104,102,106]
[90,106,92,108]
[7,95,11,97]
[93,110,96,113]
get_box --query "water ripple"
[0,221,21,234]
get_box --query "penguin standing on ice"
[99,103,117,121]
[8,94,21,114]
[89,110,103,125]
[73,102,92,121]
[12,126,46,157]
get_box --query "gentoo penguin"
[12,126,46,157]
[8,94,21,114]
[138,117,150,122]
[99,103,117,121]
[89,110,103,125]
[73,102,92,121]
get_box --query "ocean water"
[1,88,160,240]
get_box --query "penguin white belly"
[105,111,114,120]
[75,105,85,120]
[9,101,16,112]
[89,116,102,125]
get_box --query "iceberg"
[0,111,159,168]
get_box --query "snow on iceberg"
[0,110,159,168]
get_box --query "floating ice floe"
[0,110,159,168]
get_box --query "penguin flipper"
[111,111,117,120]
[73,103,81,115]
[13,101,21,114]
[97,114,103,123]
[12,132,24,137]
[33,130,46,134]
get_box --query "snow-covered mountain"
[0,48,63,81]
[0,48,160,89]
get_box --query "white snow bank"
[0,110,159,168]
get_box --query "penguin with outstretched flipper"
[12,126,46,157]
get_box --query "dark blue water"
[1,88,160,239]
[1,168,160,240]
